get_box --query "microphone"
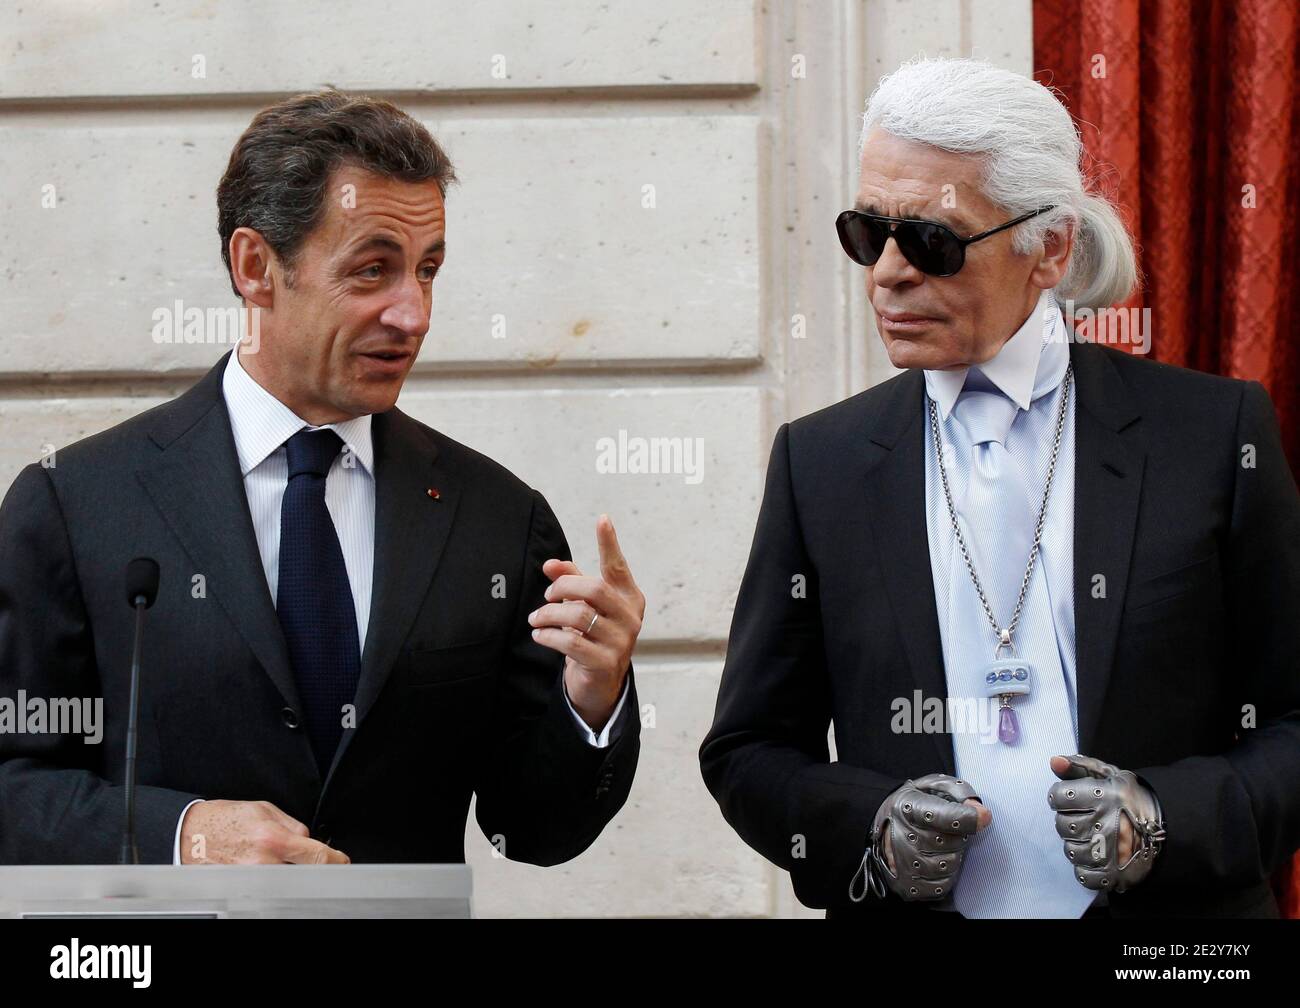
[124,558,159,610]
[121,557,159,865]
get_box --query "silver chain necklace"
[928,364,1071,644]
[926,364,1072,744]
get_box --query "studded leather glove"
[1047,754,1166,894]
[850,773,984,903]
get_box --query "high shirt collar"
[922,288,1070,420]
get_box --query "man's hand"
[180,800,350,864]
[1048,755,1134,865]
[1048,754,1166,893]
[858,773,991,902]
[883,797,991,873]
[528,514,645,734]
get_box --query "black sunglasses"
[835,205,1056,277]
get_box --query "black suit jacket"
[700,340,1300,918]
[0,350,638,865]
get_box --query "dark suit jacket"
[0,350,638,865]
[700,340,1300,918]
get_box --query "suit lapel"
[322,406,461,784]
[137,356,465,789]
[863,370,956,775]
[135,351,303,718]
[1069,341,1145,755]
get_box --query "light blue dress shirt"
[921,289,1100,916]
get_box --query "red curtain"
[1034,0,1300,918]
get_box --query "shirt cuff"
[174,798,205,864]
[562,674,630,748]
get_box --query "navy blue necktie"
[277,427,361,773]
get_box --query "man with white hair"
[701,57,1300,918]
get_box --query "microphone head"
[124,557,160,608]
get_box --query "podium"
[0,864,472,918]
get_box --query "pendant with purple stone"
[997,695,1020,744]
[982,642,1032,745]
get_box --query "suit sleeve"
[1136,381,1300,893]
[699,423,907,910]
[472,489,639,866]
[0,464,201,864]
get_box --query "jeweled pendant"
[982,654,1031,746]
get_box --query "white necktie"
[944,386,1094,919]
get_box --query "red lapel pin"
[426,487,440,500]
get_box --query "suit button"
[281,707,300,728]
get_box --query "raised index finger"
[596,514,636,590]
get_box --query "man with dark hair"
[0,89,643,867]
[215,88,459,299]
